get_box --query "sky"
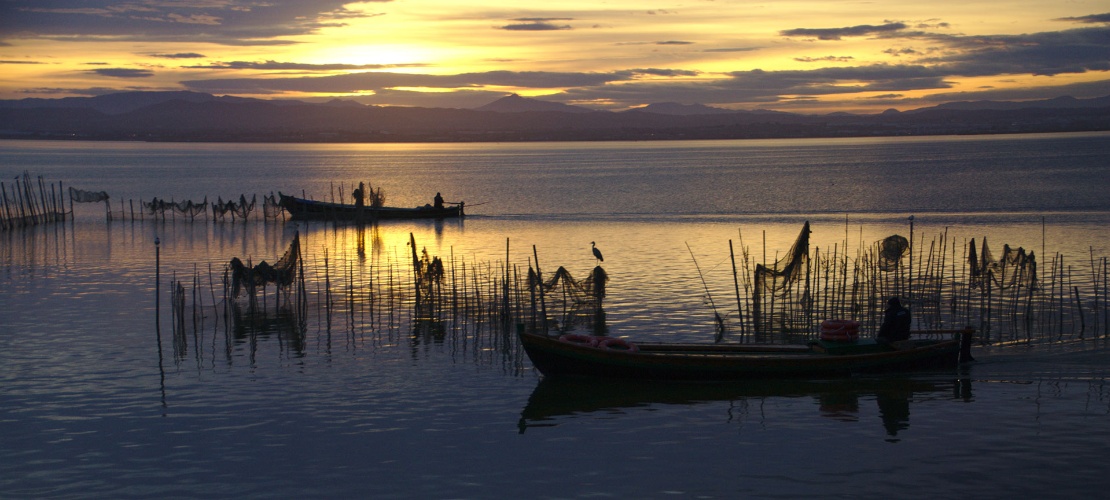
[1,1,1109,114]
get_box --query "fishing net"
[877,234,909,271]
[212,194,257,220]
[68,187,110,203]
[969,238,1037,291]
[414,248,445,302]
[262,193,283,219]
[228,232,301,298]
[753,222,810,299]
[143,196,208,219]
[536,266,608,305]
[174,197,207,218]
[352,182,386,209]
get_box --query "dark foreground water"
[3,133,1110,498]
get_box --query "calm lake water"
[3,133,1110,498]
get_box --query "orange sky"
[1,1,1108,113]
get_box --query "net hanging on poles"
[228,232,301,299]
[969,238,1037,291]
[752,221,811,332]
[535,266,607,305]
[68,187,110,203]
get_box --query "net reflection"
[226,301,308,358]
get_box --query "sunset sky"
[1,1,1108,113]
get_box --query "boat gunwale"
[518,329,970,380]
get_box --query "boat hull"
[278,192,463,221]
[518,331,968,381]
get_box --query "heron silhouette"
[591,241,604,265]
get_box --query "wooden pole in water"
[533,245,547,333]
[908,215,915,304]
[503,238,510,322]
[729,239,744,341]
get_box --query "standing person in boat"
[433,192,444,210]
[877,297,911,344]
[353,182,366,209]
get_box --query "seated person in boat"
[434,192,444,209]
[877,297,911,344]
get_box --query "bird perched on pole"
[591,241,604,265]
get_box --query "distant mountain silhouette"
[0,90,1107,142]
[0,91,253,114]
[627,102,734,115]
[475,94,595,113]
[913,95,1110,112]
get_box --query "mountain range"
[0,91,1107,142]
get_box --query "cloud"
[915,27,1110,76]
[182,70,628,94]
[91,68,155,78]
[7,4,1108,113]
[780,22,908,40]
[345,88,511,108]
[175,17,1108,110]
[499,19,573,31]
[0,1,388,45]
[1054,13,1110,24]
[185,60,426,71]
[703,47,762,53]
[151,53,206,59]
[795,56,854,63]
[628,68,700,77]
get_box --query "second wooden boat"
[278,192,464,221]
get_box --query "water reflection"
[227,301,307,356]
[518,375,969,439]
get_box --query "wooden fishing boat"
[518,329,974,381]
[278,192,464,221]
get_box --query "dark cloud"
[0,59,46,64]
[182,70,626,94]
[185,60,426,71]
[345,88,510,109]
[795,56,854,62]
[724,65,951,96]
[1054,13,1110,24]
[627,68,700,77]
[510,17,574,22]
[151,53,206,59]
[18,86,164,96]
[92,68,154,78]
[0,1,388,45]
[883,47,920,57]
[916,27,1110,76]
[703,47,762,53]
[499,20,572,31]
[656,40,694,45]
[780,22,908,40]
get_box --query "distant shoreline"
[3,127,1109,144]
[2,90,1108,144]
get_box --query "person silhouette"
[353,182,366,209]
[877,297,911,344]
